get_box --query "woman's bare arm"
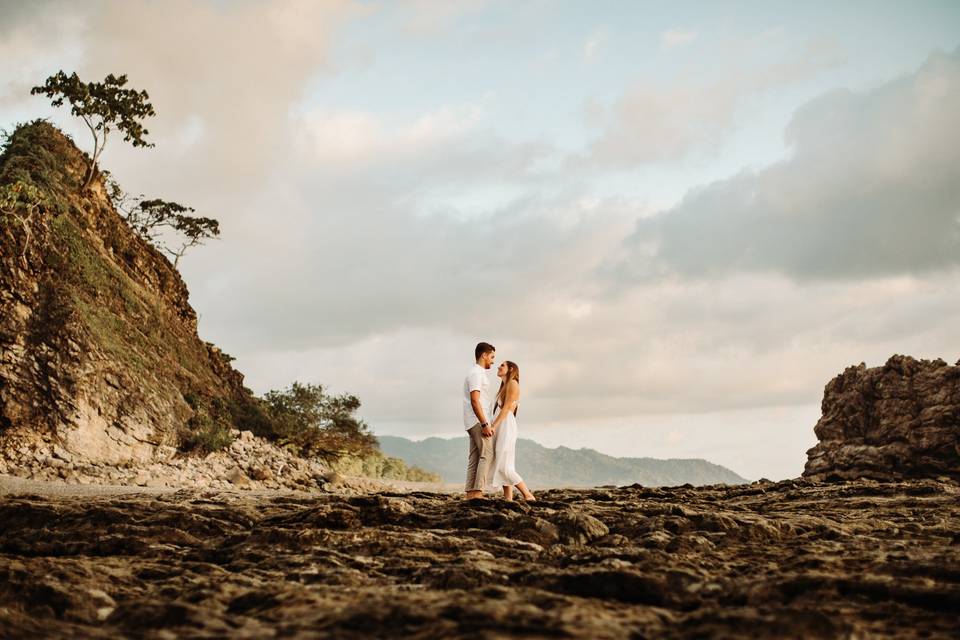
[491,380,520,431]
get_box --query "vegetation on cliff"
[115,194,220,268]
[1,80,428,480]
[30,71,156,191]
[0,118,252,455]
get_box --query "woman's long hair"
[496,361,520,416]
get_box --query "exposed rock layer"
[0,428,366,493]
[0,122,251,463]
[0,479,957,638]
[804,355,960,481]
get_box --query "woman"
[489,360,536,501]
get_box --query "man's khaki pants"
[465,422,494,492]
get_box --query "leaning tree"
[135,199,220,268]
[31,71,156,192]
[105,178,220,268]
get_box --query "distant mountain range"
[377,435,748,487]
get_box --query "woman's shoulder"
[507,379,520,391]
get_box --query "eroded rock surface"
[804,355,960,481]
[0,428,385,494]
[0,121,253,465]
[1,479,957,638]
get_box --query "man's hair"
[475,342,495,360]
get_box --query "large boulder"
[803,355,960,481]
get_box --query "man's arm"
[470,390,494,437]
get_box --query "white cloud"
[301,103,487,166]
[583,28,607,62]
[0,1,86,112]
[401,0,492,34]
[616,47,960,281]
[238,269,960,480]
[72,0,368,191]
[661,27,698,49]
[574,39,842,168]
[3,3,958,483]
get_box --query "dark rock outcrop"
[804,355,960,481]
[0,479,957,637]
[0,121,252,464]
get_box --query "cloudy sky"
[2,0,959,480]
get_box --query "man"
[464,341,496,499]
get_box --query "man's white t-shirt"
[463,363,493,429]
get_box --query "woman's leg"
[514,481,535,501]
[502,485,514,501]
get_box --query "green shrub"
[178,394,234,454]
[255,382,377,461]
[224,395,274,436]
[178,409,233,454]
[0,120,76,216]
[332,449,442,483]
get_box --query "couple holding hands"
[462,342,536,502]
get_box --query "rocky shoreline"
[0,428,383,494]
[3,77,958,640]
[1,477,957,638]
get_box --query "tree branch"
[80,114,101,191]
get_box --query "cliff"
[804,354,960,481]
[0,121,250,463]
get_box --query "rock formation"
[0,478,957,637]
[0,426,384,494]
[804,355,960,481]
[0,121,253,464]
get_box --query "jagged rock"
[226,467,250,487]
[0,121,255,465]
[153,445,177,462]
[554,511,609,545]
[804,355,960,481]
[377,496,414,516]
[0,480,956,637]
[86,588,116,622]
[321,471,344,486]
[133,470,151,486]
[51,444,71,462]
[248,465,273,481]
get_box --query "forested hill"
[377,435,748,487]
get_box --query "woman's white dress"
[490,404,523,487]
